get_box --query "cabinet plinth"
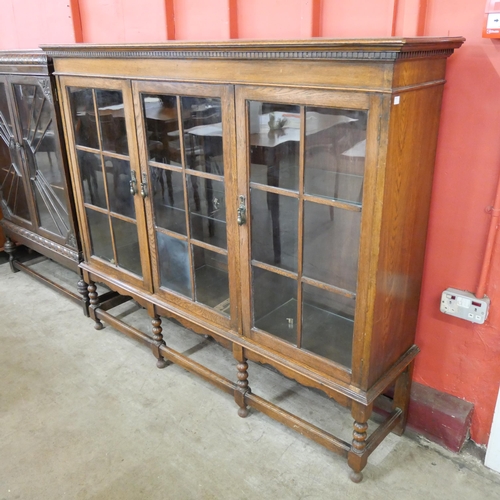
[44,37,464,481]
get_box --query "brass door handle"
[237,195,246,225]
[130,171,137,195]
[140,173,148,198]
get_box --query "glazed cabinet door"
[133,82,238,331]
[10,76,76,246]
[59,76,151,290]
[236,86,375,380]
[0,77,33,226]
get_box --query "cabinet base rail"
[93,302,406,483]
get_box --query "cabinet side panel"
[366,83,445,389]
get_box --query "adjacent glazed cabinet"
[45,38,463,481]
[0,51,87,311]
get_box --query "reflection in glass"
[251,188,297,271]
[142,94,180,165]
[96,89,128,155]
[249,101,300,192]
[0,82,13,132]
[14,83,70,236]
[252,267,297,344]
[86,208,113,262]
[151,166,186,235]
[77,150,105,208]
[187,174,226,249]
[157,231,191,297]
[304,107,366,205]
[105,156,135,219]
[193,247,229,314]
[182,97,223,175]
[69,88,98,149]
[303,202,361,292]
[112,217,142,276]
[301,284,354,368]
[0,83,31,222]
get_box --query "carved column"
[233,345,250,417]
[3,237,19,273]
[77,278,90,317]
[151,315,169,369]
[347,402,372,483]
[87,281,103,330]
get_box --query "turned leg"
[151,315,169,369]
[4,237,19,274]
[348,402,373,483]
[77,278,90,317]
[392,362,414,436]
[87,282,104,330]
[233,345,250,418]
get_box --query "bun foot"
[238,407,249,418]
[156,357,169,369]
[94,320,104,330]
[349,470,363,483]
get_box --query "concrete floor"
[1,257,500,499]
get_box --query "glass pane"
[301,284,354,368]
[77,150,106,209]
[142,94,181,166]
[112,217,142,276]
[249,101,300,191]
[68,88,98,150]
[193,247,229,314]
[253,267,297,344]
[151,167,186,235]
[304,107,367,205]
[86,208,113,262]
[182,97,223,175]
[96,90,128,155]
[104,156,135,219]
[14,84,70,237]
[251,188,298,271]
[303,202,361,292]
[187,174,226,249]
[157,231,191,297]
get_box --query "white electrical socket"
[440,288,490,324]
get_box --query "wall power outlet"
[440,288,490,324]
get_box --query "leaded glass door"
[237,86,371,375]
[11,77,74,244]
[133,81,238,330]
[0,77,32,225]
[61,77,151,289]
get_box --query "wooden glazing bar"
[177,95,196,301]
[301,275,356,299]
[249,181,299,198]
[148,159,182,172]
[185,168,225,183]
[75,144,130,162]
[155,225,188,242]
[302,193,362,212]
[251,259,298,279]
[296,106,306,349]
[190,238,228,256]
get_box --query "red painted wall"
[1,0,499,445]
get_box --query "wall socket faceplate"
[440,288,490,324]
